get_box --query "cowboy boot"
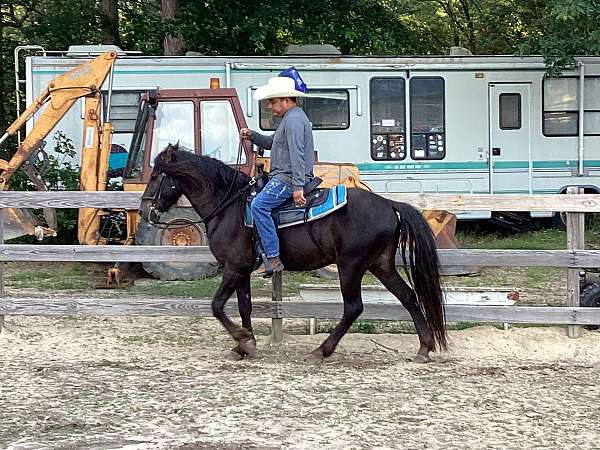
[252,256,284,278]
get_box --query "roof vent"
[449,46,473,56]
[66,44,126,56]
[284,44,342,56]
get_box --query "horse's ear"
[160,143,177,163]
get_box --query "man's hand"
[240,128,253,140]
[293,190,306,207]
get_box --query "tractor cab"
[123,86,254,189]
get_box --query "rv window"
[102,91,144,133]
[584,111,600,135]
[200,100,246,165]
[258,90,349,130]
[410,78,445,160]
[543,112,578,136]
[543,77,600,136]
[150,101,195,165]
[369,78,406,161]
[584,78,600,109]
[584,78,600,135]
[499,93,521,129]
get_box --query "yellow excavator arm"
[0,50,117,189]
[0,51,117,241]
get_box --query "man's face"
[267,97,292,117]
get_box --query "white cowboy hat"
[253,76,308,100]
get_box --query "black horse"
[140,144,447,363]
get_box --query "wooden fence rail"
[2,191,600,212]
[2,298,600,325]
[0,190,599,338]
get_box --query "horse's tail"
[390,201,447,351]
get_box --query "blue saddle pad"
[245,185,347,229]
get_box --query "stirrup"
[252,257,284,278]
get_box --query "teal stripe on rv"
[357,161,488,171]
[357,160,600,172]
[533,160,600,168]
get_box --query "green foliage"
[176,0,411,55]
[9,131,81,243]
[520,0,600,72]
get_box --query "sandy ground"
[1,315,600,450]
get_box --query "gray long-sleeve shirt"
[250,106,314,191]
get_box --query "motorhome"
[21,45,600,220]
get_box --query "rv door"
[489,83,531,195]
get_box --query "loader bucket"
[0,208,50,241]
[422,209,478,276]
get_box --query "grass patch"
[457,223,600,250]
[7,264,96,290]
[457,228,567,250]
[126,271,338,298]
[524,267,564,289]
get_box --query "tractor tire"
[580,282,600,330]
[135,207,219,280]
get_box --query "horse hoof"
[413,353,432,364]
[238,338,257,358]
[225,349,245,361]
[304,350,324,365]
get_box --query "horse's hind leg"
[212,269,256,359]
[228,274,256,360]
[370,263,435,363]
[308,262,366,363]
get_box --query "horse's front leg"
[212,269,256,358]
[228,274,257,360]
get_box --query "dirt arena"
[1,314,600,450]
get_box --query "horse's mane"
[154,144,250,195]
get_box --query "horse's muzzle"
[139,199,162,225]
[147,206,162,225]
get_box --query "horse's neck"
[180,184,219,218]
[179,176,242,223]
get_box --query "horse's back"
[340,187,399,227]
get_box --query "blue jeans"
[251,178,293,258]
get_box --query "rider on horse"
[240,68,315,276]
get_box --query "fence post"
[271,271,283,343]
[566,186,584,338]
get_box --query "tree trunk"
[100,0,121,47]
[0,26,6,130]
[161,0,183,55]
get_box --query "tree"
[161,0,183,55]
[100,0,121,47]
[395,0,547,55]
[1,1,31,129]
[177,0,411,56]
[523,0,600,72]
